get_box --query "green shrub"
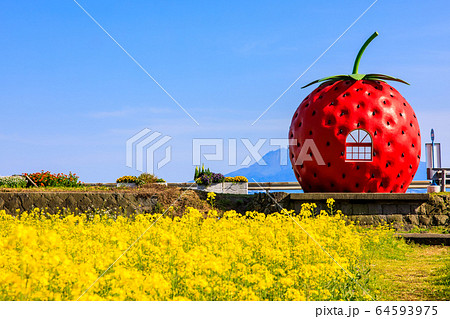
[0,176,27,188]
[136,173,158,185]
[194,164,211,180]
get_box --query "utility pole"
[431,129,437,186]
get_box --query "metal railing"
[86,181,435,192]
[431,168,449,192]
[167,180,432,192]
[249,181,433,191]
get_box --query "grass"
[370,244,450,300]
[399,226,450,234]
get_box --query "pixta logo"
[126,128,172,174]
[192,138,324,166]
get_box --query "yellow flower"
[0,204,399,301]
[207,192,216,208]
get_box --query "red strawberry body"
[289,79,421,193]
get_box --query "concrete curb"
[396,233,450,246]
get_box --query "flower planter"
[197,182,248,195]
[197,182,223,193]
[222,182,248,195]
[427,185,440,193]
[117,182,137,188]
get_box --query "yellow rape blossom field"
[0,200,403,301]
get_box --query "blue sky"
[1,0,449,182]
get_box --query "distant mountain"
[226,148,428,182]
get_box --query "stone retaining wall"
[287,193,450,229]
[0,192,158,215]
[0,191,449,230]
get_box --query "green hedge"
[0,176,27,188]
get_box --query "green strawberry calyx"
[302,31,409,89]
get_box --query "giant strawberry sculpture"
[289,32,420,193]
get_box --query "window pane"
[348,131,359,143]
[345,130,374,162]
[361,134,371,143]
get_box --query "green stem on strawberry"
[302,32,409,89]
[352,31,378,75]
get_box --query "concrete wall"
[197,182,248,195]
